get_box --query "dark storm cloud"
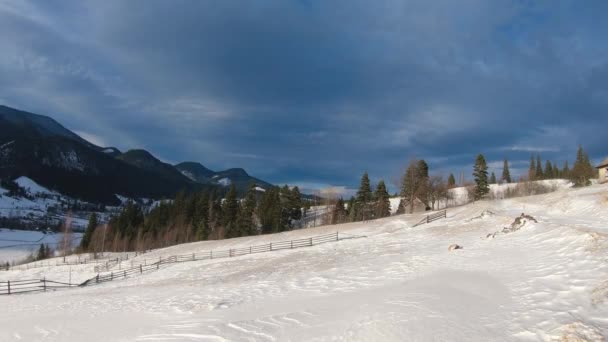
[1,0,607,192]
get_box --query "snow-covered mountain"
[0,105,274,204]
[175,162,274,193]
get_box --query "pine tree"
[447,173,456,188]
[37,243,46,260]
[374,180,391,218]
[552,161,559,179]
[355,172,374,221]
[473,154,489,200]
[286,186,303,226]
[416,160,430,207]
[571,145,595,186]
[80,212,98,251]
[544,160,553,179]
[238,184,258,236]
[490,172,497,184]
[562,161,570,179]
[195,218,208,241]
[536,154,544,180]
[502,159,511,183]
[258,187,282,234]
[528,155,536,181]
[346,196,356,222]
[222,184,239,238]
[331,198,348,224]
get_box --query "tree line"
[79,183,304,253]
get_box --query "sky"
[1,1,607,195]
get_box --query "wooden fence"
[2,251,149,272]
[0,279,77,295]
[1,231,365,294]
[413,210,447,227]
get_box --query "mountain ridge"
[0,105,274,203]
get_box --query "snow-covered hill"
[1,183,607,341]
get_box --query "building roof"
[597,157,608,168]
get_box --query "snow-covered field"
[0,229,83,265]
[1,184,608,341]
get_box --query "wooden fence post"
[290,241,293,249]
[140,265,143,274]
[111,272,114,280]
[43,278,46,292]
[310,237,313,246]
[7,280,10,295]
[96,274,99,283]
[192,253,195,261]
[270,243,273,251]
[210,251,213,259]
[124,270,126,278]
[250,246,252,254]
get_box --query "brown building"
[597,158,608,184]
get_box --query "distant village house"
[597,158,608,184]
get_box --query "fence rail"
[0,279,77,295]
[1,231,365,295]
[2,251,150,272]
[413,210,447,227]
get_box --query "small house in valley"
[597,158,608,184]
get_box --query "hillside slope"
[1,184,607,341]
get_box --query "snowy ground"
[0,229,82,265]
[1,184,608,341]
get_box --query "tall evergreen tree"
[80,212,98,251]
[502,159,511,183]
[331,198,348,224]
[355,172,374,221]
[552,161,559,179]
[544,160,553,179]
[237,184,258,236]
[374,180,391,218]
[571,145,595,186]
[286,186,303,226]
[562,161,570,179]
[447,173,456,188]
[346,196,356,222]
[473,154,489,200]
[37,243,47,260]
[222,184,239,238]
[416,160,430,206]
[535,154,544,180]
[258,187,282,234]
[528,155,536,180]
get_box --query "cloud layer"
[1,1,607,191]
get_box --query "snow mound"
[14,176,53,195]
[217,178,231,186]
[553,322,604,342]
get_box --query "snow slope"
[0,229,82,264]
[1,184,607,341]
